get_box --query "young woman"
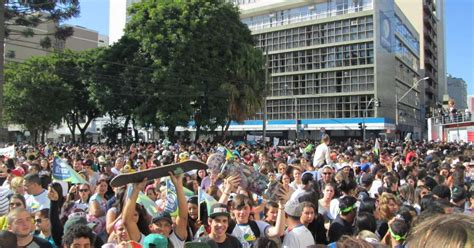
[318,183,336,222]
[375,193,401,238]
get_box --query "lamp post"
[362,97,379,142]
[395,77,429,139]
[262,45,269,147]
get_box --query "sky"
[65,0,474,95]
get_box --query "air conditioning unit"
[351,20,358,25]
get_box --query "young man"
[328,196,357,243]
[7,208,52,248]
[313,134,332,168]
[23,173,50,213]
[282,199,315,248]
[124,172,188,247]
[62,224,94,248]
[207,203,241,248]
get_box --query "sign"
[0,146,15,158]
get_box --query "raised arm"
[169,171,188,240]
[218,175,240,204]
[123,179,146,242]
[266,186,289,237]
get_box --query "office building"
[468,96,474,113]
[447,74,468,111]
[109,0,141,44]
[230,0,423,139]
[5,22,107,63]
[395,0,447,116]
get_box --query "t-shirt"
[216,235,242,248]
[282,224,315,248]
[18,236,53,248]
[89,193,107,213]
[169,231,185,248]
[328,216,354,243]
[231,221,269,248]
[26,190,50,213]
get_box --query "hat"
[98,156,106,164]
[284,199,304,217]
[11,168,25,177]
[339,196,357,214]
[360,163,371,172]
[152,212,172,224]
[451,186,467,202]
[209,203,230,218]
[144,234,168,248]
[82,159,93,167]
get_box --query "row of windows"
[267,42,374,74]
[264,95,376,120]
[395,37,419,71]
[241,0,374,32]
[394,15,420,54]
[255,16,374,52]
[270,68,374,97]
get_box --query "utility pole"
[262,45,269,147]
[395,77,429,140]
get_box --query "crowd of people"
[0,136,472,248]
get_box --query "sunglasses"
[35,219,42,223]
[79,189,89,192]
[9,202,22,207]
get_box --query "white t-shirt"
[328,198,340,221]
[313,143,331,167]
[282,224,315,248]
[26,190,50,213]
[231,221,270,248]
[369,179,383,198]
[169,231,185,248]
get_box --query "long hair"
[377,193,400,221]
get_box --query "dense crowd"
[0,136,472,248]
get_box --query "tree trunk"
[77,114,94,144]
[33,130,38,144]
[41,129,46,143]
[195,123,201,143]
[167,125,176,142]
[221,119,232,141]
[122,115,131,141]
[66,113,76,143]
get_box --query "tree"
[126,0,264,141]
[89,35,153,142]
[3,56,71,143]
[1,1,80,133]
[53,49,102,143]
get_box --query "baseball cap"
[360,163,371,172]
[284,199,304,217]
[64,214,95,231]
[301,171,317,180]
[11,168,25,177]
[152,212,173,224]
[144,233,168,248]
[209,203,230,219]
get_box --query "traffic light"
[358,122,363,129]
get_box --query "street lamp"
[362,97,379,142]
[395,77,429,139]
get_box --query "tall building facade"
[395,0,447,117]
[5,23,106,63]
[231,0,423,139]
[447,74,468,111]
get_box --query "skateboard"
[110,160,208,187]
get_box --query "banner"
[52,158,87,184]
[0,146,15,158]
[273,137,280,147]
[164,179,179,217]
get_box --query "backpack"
[227,219,261,238]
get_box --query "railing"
[432,113,473,125]
[245,3,374,32]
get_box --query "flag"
[164,179,179,217]
[126,185,159,216]
[304,144,313,153]
[225,148,234,160]
[198,187,217,214]
[137,192,159,216]
[373,138,380,157]
[52,158,87,184]
[183,187,195,198]
[0,146,15,159]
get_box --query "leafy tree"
[3,56,71,143]
[52,49,103,143]
[126,0,265,141]
[89,35,153,142]
[0,1,80,129]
